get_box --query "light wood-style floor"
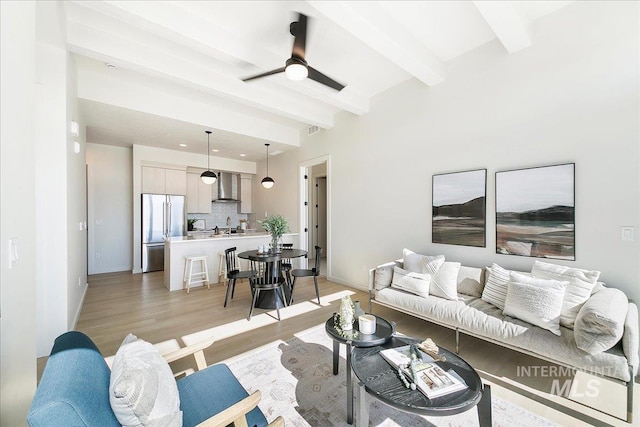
[38,271,637,427]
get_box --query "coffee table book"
[380,345,468,399]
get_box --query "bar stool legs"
[183,256,210,293]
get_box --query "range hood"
[214,172,238,202]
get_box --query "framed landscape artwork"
[432,169,486,247]
[495,163,575,260]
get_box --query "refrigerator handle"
[167,202,173,235]
[162,202,167,236]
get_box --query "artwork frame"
[432,169,487,247]
[495,163,575,260]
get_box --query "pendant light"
[200,131,217,185]
[261,143,274,189]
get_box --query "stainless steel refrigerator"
[142,194,186,272]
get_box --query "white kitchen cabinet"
[142,166,186,195]
[238,174,252,213]
[186,172,212,213]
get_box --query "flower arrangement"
[258,214,289,251]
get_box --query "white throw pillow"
[402,248,444,274]
[429,262,461,301]
[531,260,601,329]
[481,264,513,310]
[110,336,182,427]
[503,272,568,336]
[574,288,628,355]
[374,261,398,290]
[391,266,430,298]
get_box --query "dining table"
[237,248,308,309]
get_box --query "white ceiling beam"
[66,20,335,129]
[307,0,445,86]
[77,65,301,147]
[68,0,369,116]
[473,1,532,53]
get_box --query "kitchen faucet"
[226,216,231,235]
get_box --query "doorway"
[298,156,330,278]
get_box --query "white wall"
[87,143,133,274]
[0,2,37,425]
[34,1,88,357]
[254,1,640,303]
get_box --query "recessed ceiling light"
[212,149,219,152]
[240,153,246,157]
[179,143,187,147]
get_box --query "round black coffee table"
[351,336,492,427]
[325,314,394,424]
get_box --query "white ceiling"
[67,0,574,162]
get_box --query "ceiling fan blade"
[307,66,345,91]
[290,13,307,60]
[242,67,286,82]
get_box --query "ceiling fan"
[242,13,345,91]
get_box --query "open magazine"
[380,345,468,399]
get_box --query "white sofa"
[368,254,638,423]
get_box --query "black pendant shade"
[262,143,274,189]
[201,131,217,185]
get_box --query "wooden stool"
[218,252,227,283]
[183,255,210,293]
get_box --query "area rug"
[224,324,558,427]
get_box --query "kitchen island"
[164,232,299,291]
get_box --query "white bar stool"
[183,255,210,293]
[217,252,227,283]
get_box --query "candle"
[358,314,376,335]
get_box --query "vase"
[270,235,281,253]
[353,301,365,319]
[339,296,354,331]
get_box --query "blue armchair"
[28,331,284,427]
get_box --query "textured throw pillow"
[110,336,182,427]
[481,264,513,310]
[531,260,601,329]
[456,266,485,298]
[402,248,444,274]
[503,272,567,336]
[574,288,628,355]
[391,266,430,298]
[429,262,461,301]
[374,261,398,290]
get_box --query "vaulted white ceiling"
[67,0,573,162]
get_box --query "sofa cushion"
[574,288,628,355]
[531,260,601,329]
[402,248,444,274]
[430,262,460,301]
[374,261,399,290]
[391,266,430,297]
[110,336,182,427]
[503,272,567,336]
[178,364,268,427]
[456,265,485,297]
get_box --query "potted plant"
[187,218,197,231]
[258,214,288,252]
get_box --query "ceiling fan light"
[261,176,275,189]
[285,63,308,81]
[201,170,217,185]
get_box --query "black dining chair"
[249,255,287,321]
[290,246,322,305]
[280,243,294,285]
[223,247,256,307]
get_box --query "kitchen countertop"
[166,231,295,243]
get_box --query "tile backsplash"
[188,203,252,230]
